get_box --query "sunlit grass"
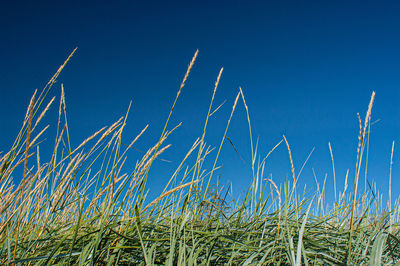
[0,50,399,265]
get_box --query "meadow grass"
[0,50,399,265]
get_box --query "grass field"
[1,50,399,265]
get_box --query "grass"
[0,49,399,265]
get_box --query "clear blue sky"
[1,0,399,204]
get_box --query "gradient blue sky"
[1,0,399,203]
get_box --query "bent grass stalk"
[348,91,376,264]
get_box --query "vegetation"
[0,49,399,265]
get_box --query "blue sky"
[1,0,399,204]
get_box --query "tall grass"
[0,50,399,265]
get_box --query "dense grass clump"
[0,50,399,265]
